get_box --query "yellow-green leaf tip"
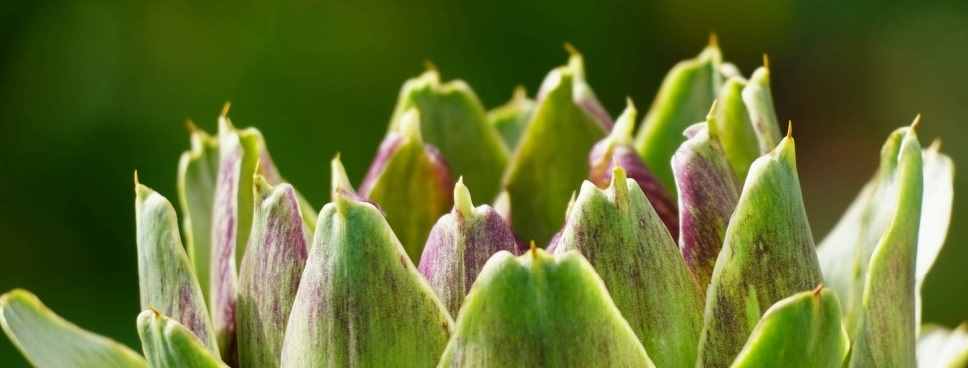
[453,176,474,218]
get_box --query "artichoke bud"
[589,99,679,238]
[502,46,607,245]
[134,177,219,355]
[635,37,723,195]
[280,169,453,367]
[672,121,739,297]
[698,129,825,368]
[554,166,702,368]
[387,68,509,201]
[137,310,228,368]
[438,248,655,367]
[486,85,535,149]
[360,109,454,262]
[417,177,522,316]
[236,178,310,368]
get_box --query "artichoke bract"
[280,158,453,367]
[135,178,219,355]
[486,86,534,149]
[438,247,655,367]
[137,310,227,368]
[672,120,739,298]
[236,179,310,368]
[730,286,849,368]
[0,290,147,368]
[360,109,454,262]
[0,40,962,368]
[698,130,824,368]
[417,177,522,316]
[588,100,678,238]
[387,68,509,202]
[635,37,722,194]
[502,47,608,245]
[554,166,702,368]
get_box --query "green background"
[1,0,966,364]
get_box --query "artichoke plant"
[1,39,963,368]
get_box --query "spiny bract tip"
[220,101,232,117]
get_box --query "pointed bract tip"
[399,109,423,143]
[611,166,629,205]
[453,177,474,218]
[708,33,719,48]
[928,138,942,152]
[512,85,528,100]
[330,154,355,200]
[254,174,273,198]
[706,99,719,121]
[220,101,232,118]
[564,42,579,56]
[610,100,637,143]
[911,114,922,131]
[133,170,140,187]
[529,241,538,259]
[184,119,199,134]
[812,283,824,297]
[785,120,793,138]
[611,166,628,187]
[423,59,438,73]
[762,53,770,69]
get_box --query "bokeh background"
[1,0,966,364]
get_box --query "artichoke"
[1,41,961,368]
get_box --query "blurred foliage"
[1,0,967,364]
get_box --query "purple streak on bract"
[578,94,613,130]
[212,145,240,362]
[359,133,403,195]
[417,206,520,315]
[589,142,679,240]
[672,128,738,292]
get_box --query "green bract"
[0,40,961,368]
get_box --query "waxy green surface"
[697,135,823,368]
[502,52,606,245]
[135,180,219,355]
[388,70,509,202]
[281,175,453,367]
[438,248,654,367]
[236,180,310,368]
[634,42,722,195]
[486,86,534,150]
[177,126,220,302]
[137,310,227,368]
[818,126,953,342]
[554,168,702,368]
[0,290,147,368]
[363,109,453,262]
[730,288,848,368]
[848,127,922,368]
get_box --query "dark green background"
[1,0,966,364]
